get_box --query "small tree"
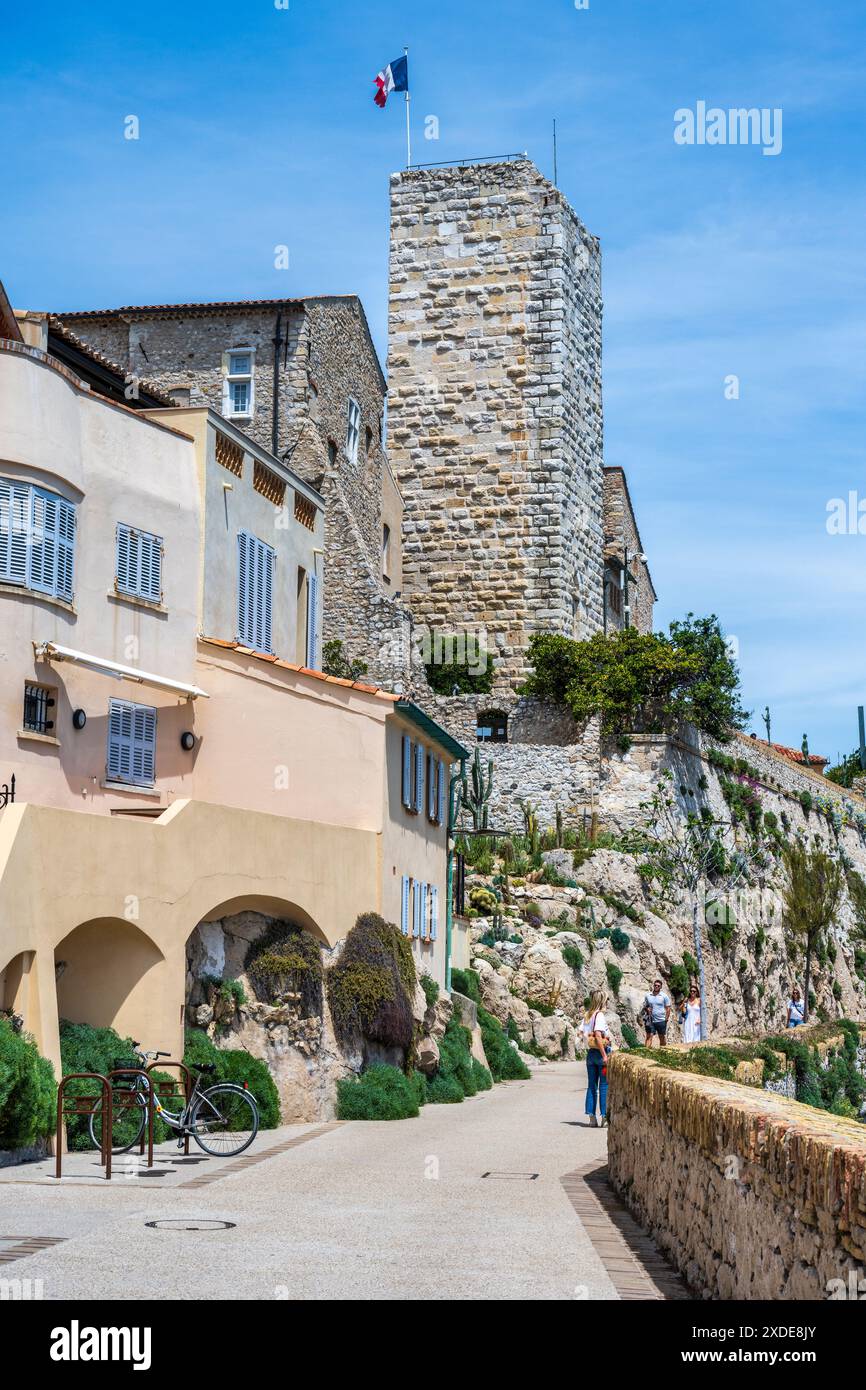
[781,840,843,1022]
[322,640,368,682]
[633,772,767,1039]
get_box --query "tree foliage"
[781,841,844,1022]
[522,615,747,742]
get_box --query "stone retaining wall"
[607,1046,866,1299]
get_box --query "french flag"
[374,54,408,108]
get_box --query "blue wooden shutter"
[306,572,319,667]
[413,881,423,938]
[107,699,156,785]
[28,490,58,595]
[427,753,436,820]
[54,498,76,600]
[139,531,162,601]
[237,532,251,643]
[259,541,273,652]
[402,736,412,808]
[0,479,29,586]
[238,532,273,651]
[430,886,439,941]
[400,875,410,934]
[107,699,132,781]
[419,883,429,939]
[116,523,132,592]
[414,743,425,814]
[438,759,446,826]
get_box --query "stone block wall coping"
[608,1043,866,1230]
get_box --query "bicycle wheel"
[190,1084,259,1157]
[88,1090,148,1154]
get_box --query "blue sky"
[3,0,865,762]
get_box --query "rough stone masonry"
[388,158,606,699]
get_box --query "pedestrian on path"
[679,985,701,1043]
[580,990,611,1128]
[786,986,805,1028]
[642,980,671,1047]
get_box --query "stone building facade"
[55,297,410,687]
[602,466,656,634]
[388,158,605,702]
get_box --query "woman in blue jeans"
[580,990,611,1127]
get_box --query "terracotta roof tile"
[198,637,400,700]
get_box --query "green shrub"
[525,997,555,1017]
[336,1064,420,1120]
[478,1007,531,1081]
[419,974,439,1008]
[450,968,481,1005]
[605,961,623,997]
[245,921,323,1012]
[59,1019,159,1150]
[426,1072,465,1104]
[609,927,631,953]
[182,1029,280,1129]
[621,1024,639,1049]
[668,964,689,999]
[326,912,415,1051]
[472,1057,493,1091]
[0,1017,56,1150]
[561,944,584,972]
[434,1015,476,1099]
[682,951,698,977]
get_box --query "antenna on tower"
[552,118,558,184]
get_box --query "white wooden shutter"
[402,736,412,809]
[0,479,29,586]
[259,541,273,652]
[306,571,319,668]
[419,882,429,939]
[438,759,446,826]
[116,523,132,592]
[237,532,250,643]
[430,886,439,941]
[413,881,423,938]
[55,499,75,601]
[117,524,162,602]
[139,531,162,601]
[414,743,425,814]
[400,875,410,934]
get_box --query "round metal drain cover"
[145,1218,235,1232]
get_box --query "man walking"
[642,979,671,1047]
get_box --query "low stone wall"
[607,1046,866,1299]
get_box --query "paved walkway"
[0,1062,679,1300]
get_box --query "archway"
[54,917,165,1042]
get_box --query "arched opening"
[476,709,508,743]
[54,918,165,1039]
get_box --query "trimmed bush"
[245,922,323,1013]
[426,1072,465,1104]
[182,1029,280,1130]
[59,1019,165,1150]
[0,1017,55,1150]
[336,1064,420,1120]
[477,1007,530,1081]
[609,927,631,953]
[450,967,481,1005]
[326,912,416,1051]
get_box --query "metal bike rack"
[55,1072,112,1180]
[146,1060,193,1163]
[107,1067,154,1170]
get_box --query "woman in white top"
[679,985,701,1044]
[581,989,611,1128]
[786,986,805,1028]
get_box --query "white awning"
[33,642,209,700]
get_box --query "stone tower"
[387,157,605,697]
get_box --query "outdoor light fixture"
[72,708,87,730]
[180,731,196,751]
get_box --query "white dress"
[681,1001,701,1043]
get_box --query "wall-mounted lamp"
[72,709,87,730]
[222,481,233,491]
[180,731,196,752]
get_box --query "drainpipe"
[445,758,466,993]
[271,311,283,457]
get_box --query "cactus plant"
[460,747,494,830]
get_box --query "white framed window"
[115,523,162,602]
[345,397,361,463]
[0,478,75,602]
[224,349,255,418]
[237,531,274,653]
[107,698,157,787]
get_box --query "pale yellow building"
[0,309,465,1079]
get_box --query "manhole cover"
[145,1219,236,1232]
[481,1171,539,1181]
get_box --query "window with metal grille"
[107,699,157,787]
[253,460,286,508]
[237,531,274,653]
[215,431,244,477]
[294,492,316,531]
[23,682,55,735]
[115,523,162,602]
[345,398,361,463]
[0,478,76,602]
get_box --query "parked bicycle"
[88,1044,259,1158]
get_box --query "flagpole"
[404,46,411,168]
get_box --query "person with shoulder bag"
[580,989,612,1128]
